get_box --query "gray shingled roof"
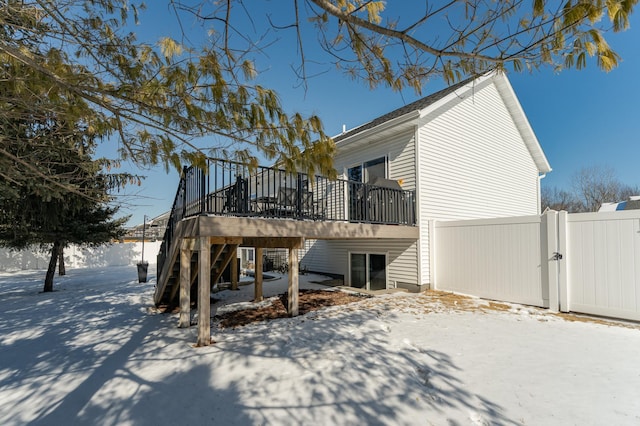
[333,75,478,143]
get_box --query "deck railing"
[158,158,416,276]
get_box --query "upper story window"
[347,156,387,183]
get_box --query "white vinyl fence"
[0,241,162,272]
[433,215,548,307]
[434,210,640,322]
[565,211,640,321]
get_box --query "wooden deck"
[155,215,419,346]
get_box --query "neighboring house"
[123,211,170,242]
[598,196,640,212]
[598,195,640,212]
[300,71,551,292]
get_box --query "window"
[240,248,255,269]
[347,156,387,183]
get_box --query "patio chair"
[277,187,298,217]
[309,182,332,220]
[224,176,249,214]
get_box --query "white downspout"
[538,172,547,214]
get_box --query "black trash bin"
[137,262,148,283]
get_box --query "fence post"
[429,219,436,290]
[557,210,569,312]
[542,210,559,312]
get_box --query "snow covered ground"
[1,265,639,425]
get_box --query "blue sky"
[107,3,640,226]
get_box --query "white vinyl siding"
[298,239,330,272]
[389,130,417,190]
[417,81,540,287]
[300,239,418,288]
[418,81,539,221]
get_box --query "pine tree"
[0,123,127,292]
[0,0,336,199]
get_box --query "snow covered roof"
[599,196,640,212]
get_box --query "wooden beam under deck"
[230,247,238,290]
[208,236,243,245]
[288,247,299,316]
[242,237,304,249]
[197,236,211,347]
[194,215,419,241]
[254,247,263,302]
[178,238,195,328]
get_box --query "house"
[154,71,550,345]
[598,196,640,212]
[299,71,551,293]
[123,211,170,242]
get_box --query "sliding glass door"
[368,254,387,290]
[350,253,367,289]
[349,253,387,291]
[347,157,387,221]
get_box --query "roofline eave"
[333,110,420,150]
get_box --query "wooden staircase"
[155,236,240,308]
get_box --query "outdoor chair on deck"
[224,176,250,214]
[273,186,318,218]
[301,191,314,217]
[306,185,329,220]
[277,187,298,217]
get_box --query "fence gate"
[564,210,640,321]
[434,210,640,322]
[433,212,559,308]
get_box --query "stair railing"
[156,166,190,280]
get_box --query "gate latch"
[551,252,563,261]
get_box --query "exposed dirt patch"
[552,312,640,330]
[215,289,368,328]
[156,300,197,314]
[486,301,513,312]
[421,290,479,311]
[178,286,639,331]
[420,290,640,329]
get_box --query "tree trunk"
[58,245,67,276]
[58,245,66,276]
[44,241,60,292]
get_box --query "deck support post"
[178,240,192,328]
[197,236,211,346]
[287,247,299,316]
[254,247,263,302]
[230,247,239,290]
